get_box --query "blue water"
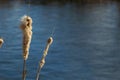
[0,1,120,80]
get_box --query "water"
[0,1,120,80]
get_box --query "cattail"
[20,15,33,60]
[20,15,33,80]
[36,37,53,80]
[0,38,3,48]
[39,37,53,68]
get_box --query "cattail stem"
[36,65,41,80]
[22,60,27,80]
[36,37,53,80]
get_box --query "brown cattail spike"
[0,38,3,48]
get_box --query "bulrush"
[39,37,53,68]
[20,15,33,60]
[20,15,33,80]
[36,37,53,80]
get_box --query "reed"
[20,15,33,80]
[36,37,53,80]
[0,38,3,48]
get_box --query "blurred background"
[0,0,120,80]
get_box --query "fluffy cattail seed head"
[20,15,32,30]
[20,15,33,60]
